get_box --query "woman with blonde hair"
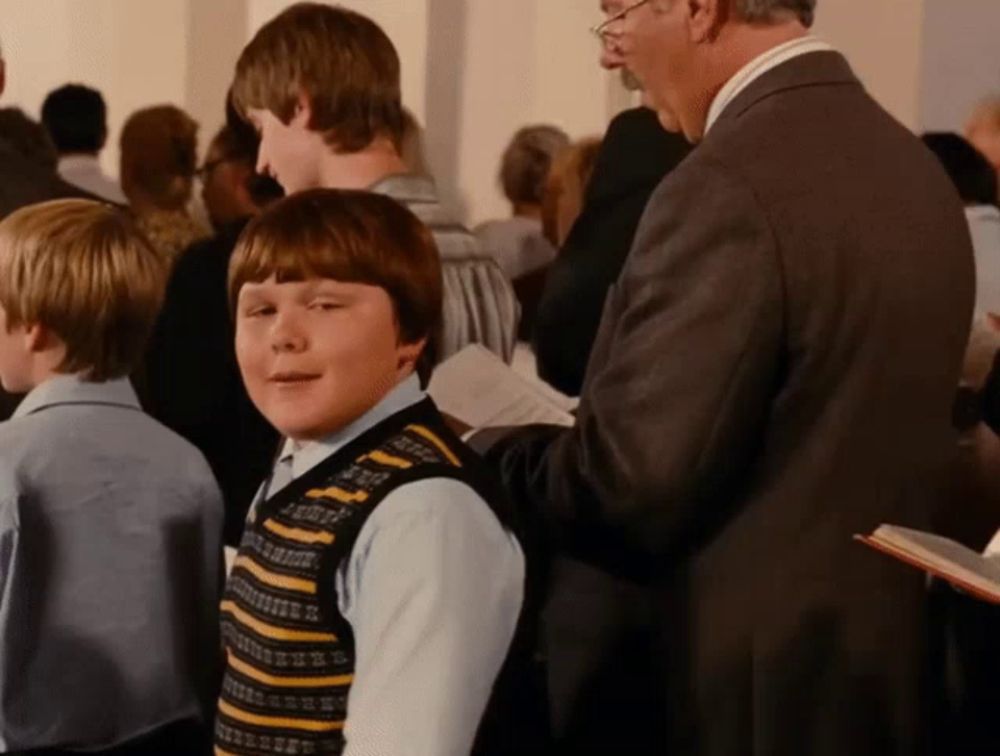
[120,104,207,262]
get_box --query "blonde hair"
[0,199,167,380]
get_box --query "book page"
[869,524,1000,597]
[428,344,576,429]
[984,527,1000,561]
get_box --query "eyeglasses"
[590,0,652,45]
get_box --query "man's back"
[491,50,973,756]
[0,377,223,752]
[594,50,973,754]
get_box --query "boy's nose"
[270,316,306,352]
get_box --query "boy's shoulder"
[0,400,217,489]
[304,400,512,528]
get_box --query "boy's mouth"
[270,371,321,384]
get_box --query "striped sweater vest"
[215,398,511,755]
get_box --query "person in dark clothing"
[141,115,283,545]
[532,106,690,396]
[0,39,100,421]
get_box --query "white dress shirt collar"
[705,35,835,135]
[278,373,425,481]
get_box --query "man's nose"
[599,35,626,70]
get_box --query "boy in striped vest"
[216,189,525,755]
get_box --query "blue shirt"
[259,375,524,756]
[0,375,224,752]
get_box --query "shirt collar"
[13,374,140,419]
[57,154,101,172]
[705,35,834,135]
[368,172,438,204]
[279,373,425,480]
[966,204,1000,222]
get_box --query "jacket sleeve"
[491,156,785,569]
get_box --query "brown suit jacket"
[489,51,974,755]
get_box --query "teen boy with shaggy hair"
[230,2,519,365]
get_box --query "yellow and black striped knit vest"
[214,398,513,756]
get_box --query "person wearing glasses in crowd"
[141,107,284,546]
[474,1,975,754]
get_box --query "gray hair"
[734,0,816,28]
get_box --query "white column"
[812,0,926,130]
[918,0,1000,133]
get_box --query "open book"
[428,344,577,430]
[856,525,1000,604]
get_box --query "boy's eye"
[309,301,341,311]
[244,305,276,318]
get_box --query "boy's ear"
[396,337,426,377]
[292,90,314,128]
[24,323,58,353]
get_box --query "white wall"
[455,0,624,226]
[919,0,1000,134]
[2,0,191,179]
[813,0,926,129]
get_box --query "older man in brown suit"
[479,0,974,753]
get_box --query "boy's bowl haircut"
[0,199,166,381]
[229,188,443,383]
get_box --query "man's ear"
[687,0,726,43]
[0,60,6,98]
[396,337,427,377]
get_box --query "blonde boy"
[216,189,523,756]
[0,199,223,754]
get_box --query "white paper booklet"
[428,344,577,429]
[857,524,1000,604]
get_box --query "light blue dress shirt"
[0,375,224,752]
[258,374,525,756]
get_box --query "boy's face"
[235,275,421,441]
[247,107,326,194]
[0,304,35,393]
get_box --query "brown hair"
[967,98,1000,136]
[232,2,405,153]
[119,104,199,210]
[229,189,441,383]
[542,137,602,247]
[500,124,570,207]
[0,199,166,380]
